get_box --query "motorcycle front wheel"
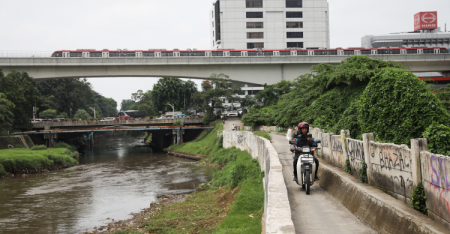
[305,170,311,195]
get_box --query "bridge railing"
[0,51,53,57]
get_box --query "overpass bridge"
[1,54,449,85]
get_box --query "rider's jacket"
[290,133,317,152]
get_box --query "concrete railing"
[223,131,295,234]
[310,127,450,229]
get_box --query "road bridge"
[29,118,204,130]
[1,54,449,85]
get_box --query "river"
[0,135,216,234]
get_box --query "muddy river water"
[0,136,216,234]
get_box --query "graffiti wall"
[369,142,414,204]
[320,133,331,162]
[331,135,345,168]
[421,151,450,227]
[346,139,364,179]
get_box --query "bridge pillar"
[176,128,184,145]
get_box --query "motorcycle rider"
[290,122,320,181]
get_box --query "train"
[51,47,450,58]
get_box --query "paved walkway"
[222,117,243,132]
[270,133,376,234]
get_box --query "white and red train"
[51,47,450,58]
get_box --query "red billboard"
[414,12,438,31]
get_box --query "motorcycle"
[289,140,321,195]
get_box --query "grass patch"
[250,131,272,141]
[135,121,264,234]
[0,148,79,174]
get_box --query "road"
[270,132,376,234]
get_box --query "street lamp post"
[89,107,96,119]
[167,104,174,118]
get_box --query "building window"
[247,32,264,39]
[247,22,263,28]
[247,43,264,49]
[246,12,263,18]
[287,32,303,38]
[246,0,263,8]
[286,12,302,18]
[287,42,303,48]
[213,41,215,46]
[213,31,214,37]
[212,11,213,18]
[286,0,302,8]
[286,22,303,28]
[212,22,214,27]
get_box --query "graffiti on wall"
[347,139,364,178]
[422,153,450,222]
[237,135,246,144]
[331,136,344,167]
[369,142,414,203]
[322,134,329,147]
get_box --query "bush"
[359,69,450,145]
[231,163,248,188]
[54,142,77,152]
[202,113,212,125]
[39,109,57,119]
[173,120,182,126]
[344,159,352,175]
[411,182,427,215]
[423,122,450,156]
[0,164,7,176]
[241,106,277,127]
[217,135,223,148]
[358,159,368,183]
[73,109,92,119]
[31,145,47,150]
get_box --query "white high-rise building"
[210,0,330,50]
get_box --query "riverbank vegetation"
[242,56,450,154]
[0,145,79,176]
[104,121,264,234]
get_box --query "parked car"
[52,118,66,122]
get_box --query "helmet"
[298,122,310,133]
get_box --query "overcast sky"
[1,0,449,108]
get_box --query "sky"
[1,0,449,108]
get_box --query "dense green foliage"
[73,109,92,119]
[120,99,135,111]
[255,80,292,106]
[0,164,6,176]
[241,106,277,127]
[434,84,450,113]
[423,122,450,156]
[358,159,368,183]
[129,90,158,116]
[36,78,117,119]
[152,78,198,113]
[359,68,450,144]
[0,69,40,128]
[39,109,57,119]
[0,148,78,174]
[411,182,428,215]
[0,93,15,133]
[31,145,47,150]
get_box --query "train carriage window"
[143,52,155,57]
[377,50,388,55]
[263,51,274,56]
[344,50,354,55]
[248,51,261,56]
[193,52,206,56]
[390,50,400,54]
[423,49,434,54]
[212,51,223,56]
[360,50,371,55]
[313,51,326,55]
[90,52,102,57]
[297,51,308,55]
[440,48,449,53]
[70,52,82,57]
[406,49,418,54]
[280,51,291,56]
[180,52,190,57]
[327,50,338,55]
[230,51,242,56]
[161,52,174,57]
[286,12,302,18]
[52,53,62,57]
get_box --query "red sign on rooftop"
[414,12,438,31]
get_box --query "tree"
[195,73,241,115]
[255,80,292,106]
[129,90,158,116]
[0,93,15,133]
[0,69,40,128]
[434,84,450,113]
[241,95,258,110]
[120,99,135,111]
[359,68,450,144]
[39,109,57,119]
[73,109,92,119]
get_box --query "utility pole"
[89,107,96,119]
[167,103,174,117]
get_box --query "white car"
[227,111,238,117]
[100,117,116,122]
